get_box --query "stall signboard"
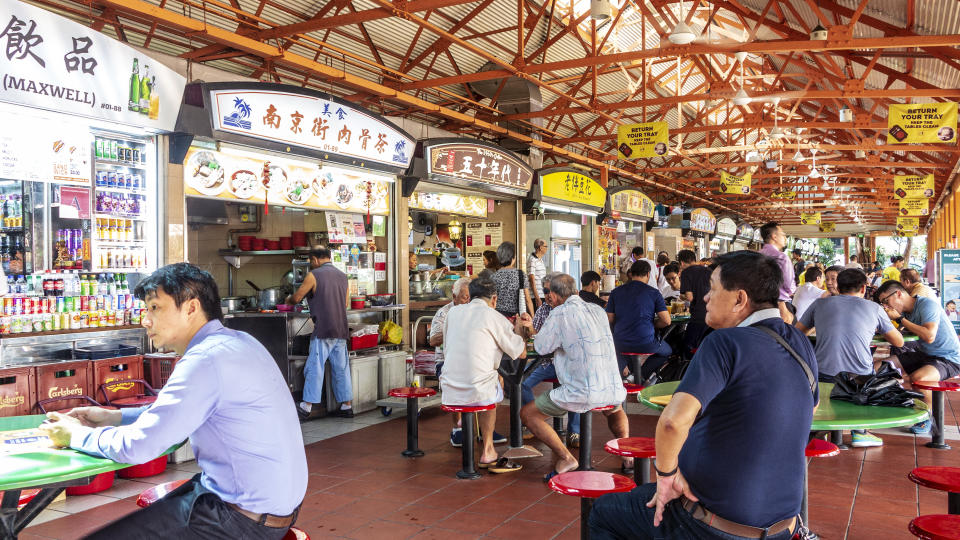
[939,249,960,332]
[539,170,605,209]
[325,212,366,244]
[409,191,487,218]
[715,218,737,240]
[894,174,935,199]
[689,208,716,234]
[183,146,391,215]
[426,142,533,193]
[819,222,836,233]
[899,198,929,217]
[800,212,821,225]
[0,1,186,132]
[887,102,957,144]
[897,217,920,233]
[0,117,91,185]
[719,171,751,195]
[736,222,754,241]
[210,89,413,169]
[610,189,655,219]
[616,121,669,159]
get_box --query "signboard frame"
[533,167,606,213]
[418,138,534,199]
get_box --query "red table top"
[440,403,496,413]
[623,383,645,394]
[909,514,960,540]
[605,437,656,458]
[911,380,960,392]
[593,405,616,411]
[910,467,960,493]
[548,471,636,498]
[805,439,840,458]
[388,387,437,399]
[621,352,653,358]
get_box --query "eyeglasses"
[878,291,897,306]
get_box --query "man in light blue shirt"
[40,263,307,539]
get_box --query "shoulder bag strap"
[751,323,817,396]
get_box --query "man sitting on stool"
[520,273,628,478]
[606,260,671,382]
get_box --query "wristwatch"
[895,316,904,326]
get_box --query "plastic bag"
[379,320,402,344]
[351,324,379,337]
[830,363,924,408]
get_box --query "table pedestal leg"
[401,397,424,458]
[580,498,594,540]
[630,357,642,385]
[927,391,951,450]
[830,430,849,450]
[949,493,960,515]
[638,457,650,486]
[578,412,593,471]
[503,377,542,459]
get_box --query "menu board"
[610,189,655,219]
[184,147,391,215]
[426,143,534,193]
[464,221,502,275]
[0,115,91,185]
[597,226,618,275]
[409,191,487,218]
[689,208,716,233]
[325,212,367,244]
[736,222,754,241]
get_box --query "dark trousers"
[589,483,796,540]
[83,474,292,540]
[617,341,672,381]
[682,322,710,358]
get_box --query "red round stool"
[440,403,496,479]
[548,471,635,540]
[578,405,616,471]
[605,437,655,485]
[910,381,960,450]
[910,467,960,514]
[0,489,39,510]
[543,378,564,434]
[803,439,839,534]
[909,514,960,539]
[388,387,437,458]
[282,528,310,540]
[621,353,652,384]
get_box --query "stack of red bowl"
[266,240,281,250]
[251,238,266,251]
[291,231,307,247]
[237,235,254,251]
[279,237,293,250]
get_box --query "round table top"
[909,466,960,493]
[911,380,960,392]
[547,470,636,498]
[605,437,656,458]
[0,415,175,492]
[639,381,929,431]
[909,514,960,540]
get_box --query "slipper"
[489,457,522,474]
[543,470,560,483]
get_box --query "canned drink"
[131,307,140,326]
[122,309,131,325]
[106,311,116,326]
[110,140,118,160]
[0,317,9,334]
[42,314,52,332]
[132,148,140,163]
[96,295,105,310]
[79,295,89,311]
[95,172,104,187]
[72,312,81,329]
[95,139,103,159]
[52,312,61,331]
[133,174,141,190]
[3,297,11,315]
[79,311,88,328]
[108,171,117,188]
[32,316,43,333]
[12,296,22,315]
[89,312,99,328]
[10,316,19,334]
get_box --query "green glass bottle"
[138,65,151,116]
[128,58,140,112]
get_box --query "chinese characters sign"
[617,121,669,159]
[894,174,935,199]
[210,89,413,170]
[689,208,716,233]
[800,212,821,225]
[888,102,957,144]
[426,142,534,194]
[409,191,486,218]
[715,218,737,239]
[539,170,606,210]
[0,1,185,131]
[183,146,391,215]
[899,198,929,216]
[610,189,655,219]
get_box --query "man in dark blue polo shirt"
[590,251,817,540]
[605,260,671,381]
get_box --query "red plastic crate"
[349,333,379,350]
[34,361,93,413]
[0,366,36,417]
[144,353,180,388]
[92,355,144,403]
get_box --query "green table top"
[639,381,929,431]
[806,332,919,346]
[670,315,691,324]
[0,415,174,491]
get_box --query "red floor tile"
[345,518,425,540]
[434,509,511,535]
[487,517,566,540]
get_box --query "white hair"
[452,277,472,296]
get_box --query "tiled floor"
[19,387,960,539]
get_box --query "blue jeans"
[304,337,351,405]
[520,363,580,434]
[589,483,795,540]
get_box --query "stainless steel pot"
[257,287,284,310]
[221,296,254,313]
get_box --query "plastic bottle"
[107,273,117,296]
[15,275,24,294]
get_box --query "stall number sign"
[899,198,929,216]
[540,171,605,209]
[426,143,533,192]
[800,212,821,225]
[617,121,669,159]
[689,208,716,233]
[894,174,935,199]
[887,102,957,144]
[610,189,654,219]
[897,217,920,233]
[719,171,751,195]
[819,222,836,233]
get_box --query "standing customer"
[493,241,535,317]
[589,251,815,540]
[759,221,796,323]
[606,260,671,381]
[40,263,307,539]
[620,246,656,285]
[287,247,353,420]
[791,249,806,286]
[528,239,548,309]
[678,250,712,356]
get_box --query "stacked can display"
[0,271,144,334]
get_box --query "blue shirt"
[799,295,895,376]
[907,296,960,364]
[605,280,666,351]
[71,320,308,515]
[676,314,818,528]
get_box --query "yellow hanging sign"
[540,171,607,209]
[719,171,752,195]
[894,174,935,199]
[899,198,930,216]
[897,216,920,232]
[771,190,797,200]
[819,222,836,233]
[617,122,669,159]
[800,212,822,225]
[887,102,957,144]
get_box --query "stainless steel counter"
[0,327,147,367]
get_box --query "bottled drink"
[138,65,151,115]
[15,274,25,294]
[107,273,116,296]
[110,140,118,161]
[148,76,159,120]
[54,276,64,297]
[128,59,140,112]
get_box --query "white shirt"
[793,283,826,321]
[738,307,782,327]
[440,299,525,405]
[429,302,454,353]
[846,263,863,270]
[527,254,547,299]
[659,279,680,300]
[534,295,626,412]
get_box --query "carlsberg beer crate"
[0,366,36,417]
[34,361,94,413]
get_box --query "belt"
[226,502,299,529]
[680,499,796,539]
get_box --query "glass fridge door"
[49,183,90,271]
[552,240,582,288]
[0,180,29,276]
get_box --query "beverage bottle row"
[0,195,22,228]
[0,307,144,334]
[5,271,131,297]
[95,138,146,165]
[95,192,144,216]
[95,218,140,242]
[96,171,144,191]
[97,248,147,270]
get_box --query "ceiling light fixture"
[590,0,611,21]
[810,23,828,41]
[669,21,697,44]
[793,151,805,162]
